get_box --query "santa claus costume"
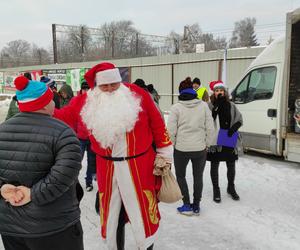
[54,62,173,250]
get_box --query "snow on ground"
[0,96,12,123]
[1,153,299,250]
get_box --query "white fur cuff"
[156,145,174,163]
[96,68,122,85]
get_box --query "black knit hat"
[134,78,146,88]
[133,78,149,91]
[23,72,32,80]
[193,77,201,86]
[81,80,90,90]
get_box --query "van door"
[232,65,279,154]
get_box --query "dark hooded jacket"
[59,84,74,108]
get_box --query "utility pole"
[174,37,180,54]
[221,47,228,84]
[135,33,139,56]
[38,49,42,65]
[80,26,85,62]
[52,24,58,64]
[111,30,115,58]
[0,54,3,68]
[104,36,108,58]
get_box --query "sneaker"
[86,184,93,192]
[192,204,200,216]
[177,204,193,215]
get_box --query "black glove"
[227,122,242,137]
[227,127,235,137]
[76,182,84,203]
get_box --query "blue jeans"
[79,139,96,186]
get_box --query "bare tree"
[31,43,51,65]
[1,39,31,67]
[214,37,228,49]
[229,17,259,48]
[56,39,70,63]
[99,20,135,57]
[85,41,106,61]
[98,20,155,58]
[166,31,182,54]
[0,40,53,68]
[181,23,202,53]
[0,51,11,68]
[67,25,92,62]
[180,23,227,53]
[199,33,227,51]
[51,22,161,61]
[56,33,82,63]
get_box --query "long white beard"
[81,84,141,149]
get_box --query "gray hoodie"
[167,99,215,152]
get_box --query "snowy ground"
[0,95,12,122]
[1,152,299,250]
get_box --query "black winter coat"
[207,98,242,162]
[0,112,82,237]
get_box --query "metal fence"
[0,46,265,111]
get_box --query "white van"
[231,8,300,163]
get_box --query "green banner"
[66,68,87,91]
[0,72,4,85]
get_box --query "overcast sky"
[0,0,299,50]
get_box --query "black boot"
[227,185,240,200]
[211,162,221,203]
[95,191,99,215]
[213,187,221,203]
[117,205,126,250]
[116,223,125,250]
[147,244,154,250]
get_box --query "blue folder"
[217,129,238,148]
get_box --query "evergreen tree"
[230,17,259,48]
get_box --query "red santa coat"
[54,83,172,249]
[59,94,89,140]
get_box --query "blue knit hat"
[179,88,197,95]
[14,76,53,112]
[40,76,56,88]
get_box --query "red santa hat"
[209,80,226,91]
[84,62,122,88]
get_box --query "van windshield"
[233,66,277,103]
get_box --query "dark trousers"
[210,161,236,188]
[117,204,154,250]
[79,139,96,185]
[1,221,84,250]
[174,149,207,205]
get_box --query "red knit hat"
[84,62,122,89]
[209,80,226,91]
